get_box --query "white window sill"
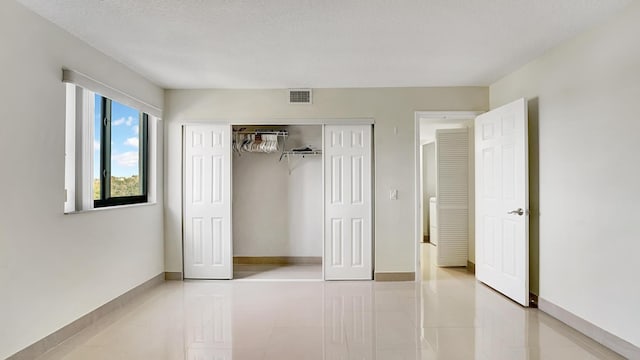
[64,201,158,215]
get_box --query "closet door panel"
[331,155,344,204]
[324,125,372,280]
[184,125,232,279]
[351,218,364,266]
[351,156,364,204]
[330,219,344,266]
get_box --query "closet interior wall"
[232,125,323,260]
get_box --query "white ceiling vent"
[289,89,312,104]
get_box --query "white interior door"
[184,125,232,279]
[435,128,469,267]
[324,125,372,280]
[475,98,529,306]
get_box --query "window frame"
[93,96,149,208]
[64,70,160,214]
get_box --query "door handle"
[507,208,525,216]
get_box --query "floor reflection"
[36,245,623,359]
[418,243,623,360]
[184,283,232,359]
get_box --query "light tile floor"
[233,264,322,280]
[36,245,624,360]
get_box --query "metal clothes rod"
[233,130,288,136]
[233,130,287,155]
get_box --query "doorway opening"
[414,112,481,281]
[231,124,323,281]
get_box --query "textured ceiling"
[16,0,631,89]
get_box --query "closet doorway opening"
[182,121,374,281]
[232,125,323,280]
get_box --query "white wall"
[164,88,488,275]
[490,1,640,347]
[287,126,323,256]
[0,1,164,358]
[232,125,322,257]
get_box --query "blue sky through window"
[93,95,141,179]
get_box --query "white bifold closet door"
[324,125,372,280]
[184,125,233,279]
[435,128,469,267]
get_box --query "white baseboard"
[539,297,639,359]
[7,273,165,359]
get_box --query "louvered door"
[435,128,469,267]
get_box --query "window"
[63,69,159,213]
[93,95,149,207]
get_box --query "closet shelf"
[234,130,288,136]
[279,150,322,161]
